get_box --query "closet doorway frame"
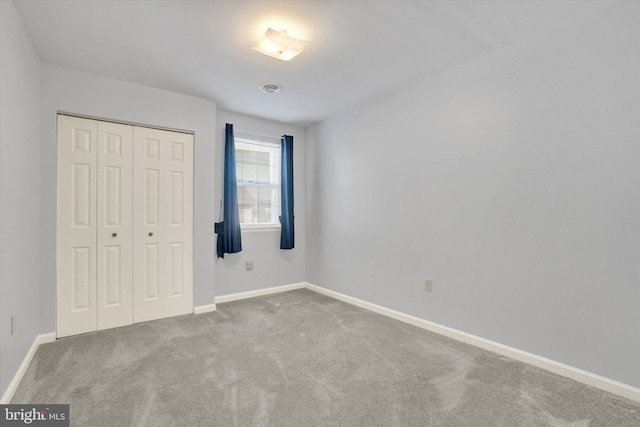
[55,112,195,338]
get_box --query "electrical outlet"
[424,279,433,292]
[246,261,254,271]
[11,315,15,335]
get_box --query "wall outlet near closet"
[424,279,433,292]
[246,261,254,271]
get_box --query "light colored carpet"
[12,289,640,426]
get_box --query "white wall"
[0,1,42,395]
[39,65,217,331]
[306,1,640,388]
[215,110,306,296]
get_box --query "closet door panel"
[144,242,160,300]
[144,168,160,226]
[96,121,133,330]
[133,127,193,323]
[165,132,193,310]
[133,128,165,321]
[57,115,98,337]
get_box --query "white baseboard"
[1,332,56,404]
[303,282,640,403]
[193,303,217,314]
[215,282,306,304]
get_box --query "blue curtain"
[280,135,294,249]
[215,123,242,258]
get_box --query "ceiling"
[13,0,608,126]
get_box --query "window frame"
[235,134,281,232]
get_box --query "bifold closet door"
[96,121,133,330]
[132,127,194,323]
[58,115,193,337]
[57,116,133,337]
[57,116,99,337]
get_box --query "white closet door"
[57,115,98,337]
[58,116,194,336]
[96,121,133,330]
[132,127,193,323]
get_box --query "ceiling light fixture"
[253,28,307,61]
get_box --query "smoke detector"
[259,82,282,94]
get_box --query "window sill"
[241,224,281,233]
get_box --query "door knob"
[148,232,153,237]
[112,232,117,237]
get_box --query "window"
[235,136,280,231]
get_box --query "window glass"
[235,138,280,228]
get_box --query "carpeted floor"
[12,289,640,426]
